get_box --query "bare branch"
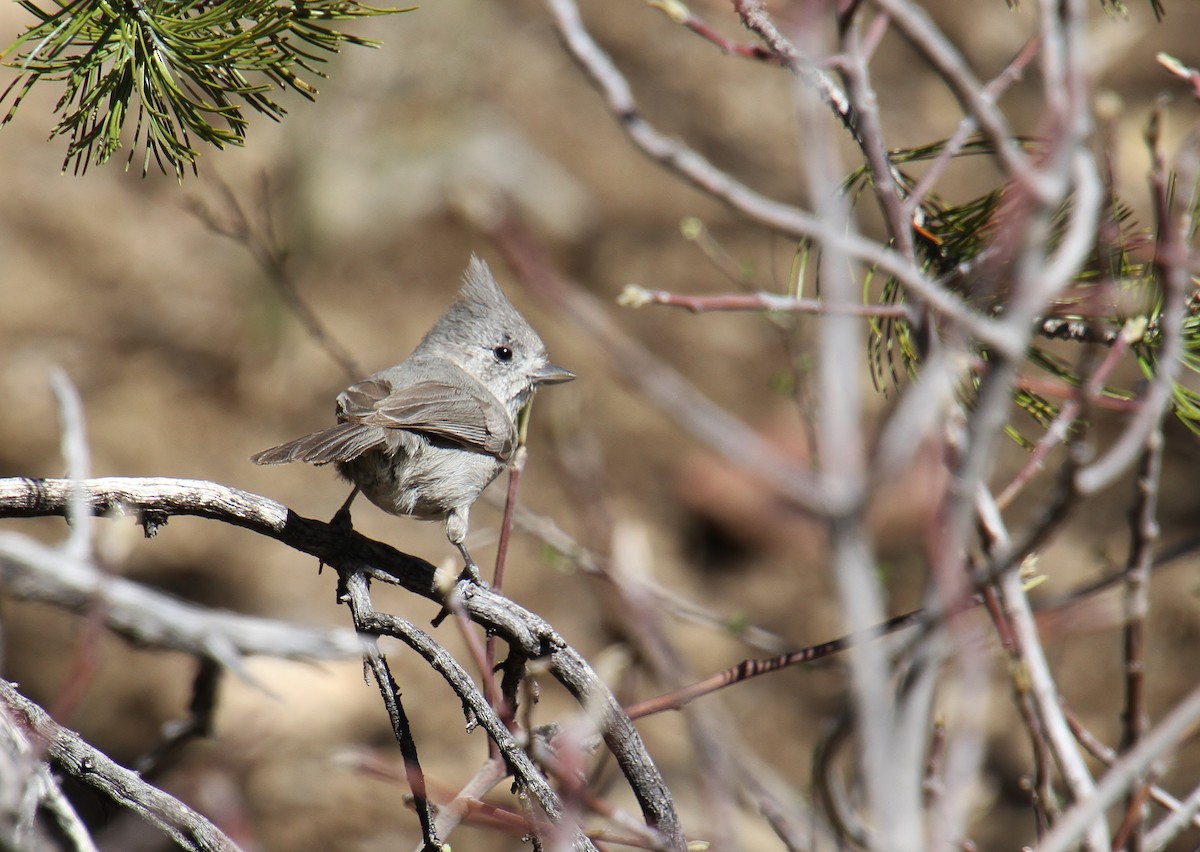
[730,0,857,134]
[1064,708,1200,842]
[976,488,1104,844]
[1038,683,1200,852]
[0,529,363,665]
[903,34,1042,218]
[1075,118,1197,495]
[543,0,1022,358]
[870,0,1034,190]
[348,602,603,852]
[0,476,685,850]
[647,0,784,65]
[0,680,238,852]
[342,575,441,851]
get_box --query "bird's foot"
[320,503,356,576]
[459,559,488,588]
[453,541,488,588]
[431,558,489,628]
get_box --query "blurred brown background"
[2,0,1200,849]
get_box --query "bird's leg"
[331,486,359,532]
[431,509,489,628]
[454,541,483,585]
[431,536,485,628]
[446,509,485,586]
[324,486,359,584]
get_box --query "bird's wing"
[337,379,392,417]
[347,375,517,461]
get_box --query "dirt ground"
[1,1,1200,849]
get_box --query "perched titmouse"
[251,256,574,576]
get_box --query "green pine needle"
[1,0,407,177]
[842,135,1200,441]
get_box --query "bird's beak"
[533,363,575,385]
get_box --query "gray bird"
[251,256,574,577]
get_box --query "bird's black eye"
[493,345,513,362]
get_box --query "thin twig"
[993,329,1131,511]
[482,443,529,758]
[351,603,602,852]
[1038,683,1200,852]
[1118,430,1164,852]
[837,11,914,263]
[184,175,363,380]
[730,0,858,136]
[0,693,98,852]
[1075,113,1195,495]
[619,285,911,318]
[1063,707,1200,841]
[870,0,1034,192]
[136,658,223,776]
[427,756,509,846]
[903,34,1042,218]
[646,0,783,64]
[544,0,1023,359]
[974,538,1055,835]
[1143,781,1200,849]
[976,487,1103,845]
[46,370,107,727]
[624,608,925,720]
[0,529,364,665]
[341,574,440,851]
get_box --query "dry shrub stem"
[536,0,1197,847]
[544,0,1023,360]
[0,476,683,851]
[339,573,440,851]
[0,679,237,852]
[2,0,1197,847]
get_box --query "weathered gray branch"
[0,476,686,850]
[0,680,238,852]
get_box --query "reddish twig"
[731,0,857,133]
[1041,684,1200,852]
[903,33,1041,219]
[837,10,915,264]
[1075,108,1194,496]
[1063,707,1200,838]
[624,607,926,720]
[544,0,1020,358]
[994,331,1131,510]
[1156,52,1200,102]
[1117,431,1164,852]
[646,0,784,64]
[483,443,529,757]
[974,554,1056,833]
[975,487,1102,846]
[619,285,912,318]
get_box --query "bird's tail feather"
[251,422,386,466]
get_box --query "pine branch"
[0,0,407,176]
